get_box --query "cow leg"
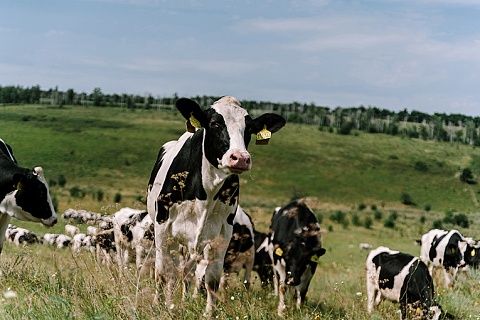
[154,224,177,307]
[243,247,255,290]
[366,270,379,313]
[203,243,223,316]
[278,280,287,317]
[444,267,457,288]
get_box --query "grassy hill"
[1,104,480,319]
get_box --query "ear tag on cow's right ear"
[14,181,22,190]
[472,249,476,257]
[275,247,283,256]
[310,255,319,263]
[256,125,271,145]
[186,113,202,133]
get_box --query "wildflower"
[231,296,235,301]
[4,289,17,299]
[356,292,362,297]
[169,303,175,310]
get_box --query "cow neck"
[0,158,25,205]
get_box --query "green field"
[0,104,479,319]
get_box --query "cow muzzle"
[227,151,251,174]
[42,216,58,227]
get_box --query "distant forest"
[2,84,480,146]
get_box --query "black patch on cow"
[465,244,480,269]
[203,109,230,169]
[372,252,415,290]
[253,231,274,286]
[214,175,239,206]
[429,231,463,269]
[153,132,207,224]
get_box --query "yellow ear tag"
[275,247,283,256]
[451,248,456,253]
[186,113,202,133]
[472,249,476,257]
[256,125,272,145]
[310,255,319,263]
[15,181,22,190]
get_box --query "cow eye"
[210,121,221,129]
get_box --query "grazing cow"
[130,212,154,275]
[55,234,72,248]
[359,243,373,250]
[72,233,95,253]
[253,230,274,287]
[65,224,80,237]
[267,199,326,316]
[0,138,57,253]
[93,226,116,266]
[420,229,470,287]
[5,225,40,246]
[366,246,443,320]
[43,233,60,246]
[222,206,255,290]
[146,96,285,314]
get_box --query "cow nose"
[229,151,251,171]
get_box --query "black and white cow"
[420,229,470,287]
[253,230,274,287]
[366,246,443,320]
[222,205,255,290]
[267,199,326,316]
[0,138,57,253]
[464,240,480,269]
[146,96,285,313]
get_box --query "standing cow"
[420,229,470,287]
[0,138,57,253]
[267,199,326,316]
[146,96,285,314]
[366,246,443,320]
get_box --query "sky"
[2,0,480,117]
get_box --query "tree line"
[2,84,480,146]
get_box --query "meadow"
[0,104,480,319]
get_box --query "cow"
[6,225,41,246]
[146,96,285,314]
[195,205,255,296]
[222,205,255,290]
[55,234,72,248]
[267,199,326,316]
[72,233,95,253]
[420,229,471,287]
[65,224,80,237]
[43,233,60,246]
[252,230,274,288]
[366,246,444,320]
[464,240,480,269]
[0,138,57,253]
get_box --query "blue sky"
[2,0,480,116]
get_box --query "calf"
[146,96,285,314]
[420,229,470,287]
[366,246,442,320]
[222,206,255,290]
[65,224,80,237]
[112,207,146,269]
[253,230,274,287]
[267,199,326,316]
[0,138,57,253]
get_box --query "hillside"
[1,104,480,216]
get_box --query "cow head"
[276,229,326,287]
[10,167,57,226]
[176,97,286,175]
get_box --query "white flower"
[356,292,362,297]
[231,296,235,301]
[4,290,17,299]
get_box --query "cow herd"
[1,96,480,318]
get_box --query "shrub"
[329,211,346,224]
[351,213,361,226]
[371,204,377,211]
[414,161,429,172]
[69,186,85,198]
[358,203,366,211]
[454,213,469,228]
[363,217,373,229]
[384,217,395,229]
[443,210,455,224]
[373,210,383,221]
[400,192,415,206]
[419,215,426,224]
[460,168,476,184]
[389,211,398,221]
[96,189,104,202]
[338,122,354,135]
[432,219,443,229]
[58,174,67,187]
[114,192,122,203]
[424,204,431,212]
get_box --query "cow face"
[176,97,285,175]
[278,237,326,286]
[11,167,57,226]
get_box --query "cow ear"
[176,98,207,130]
[252,113,286,134]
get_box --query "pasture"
[1,104,480,319]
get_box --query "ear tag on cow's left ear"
[310,255,319,263]
[186,113,202,133]
[256,125,271,145]
[275,247,283,256]
[472,249,476,257]
[15,181,22,190]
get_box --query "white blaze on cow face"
[210,97,251,175]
